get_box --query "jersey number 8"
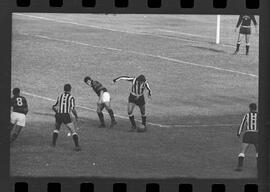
[16,98,23,106]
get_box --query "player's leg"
[97,103,106,128]
[138,95,146,126]
[234,33,242,54]
[10,113,26,143]
[128,102,136,131]
[66,122,81,151]
[10,112,17,136]
[103,92,117,128]
[52,114,61,147]
[10,123,15,132]
[254,144,259,169]
[245,34,250,55]
[235,143,249,171]
[10,125,23,143]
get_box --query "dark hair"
[64,84,71,92]
[84,76,92,83]
[249,103,257,111]
[137,74,146,82]
[12,88,20,95]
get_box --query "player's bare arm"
[52,99,59,113]
[72,108,78,122]
[145,82,152,98]
[98,90,104,104]
[237,115,246,137]
[113,76,134,83]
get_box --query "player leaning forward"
[10,88,28,143]
[235,103,258,171]
[113,75,152,132]
[52,84,81,151]
[84,76,117,128]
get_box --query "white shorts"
[101,92,111,103]
[11,112,26,127]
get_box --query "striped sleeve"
[238,114,247,135]
[70,96,75,110]
[113,76,135,82]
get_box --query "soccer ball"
[137,124,146,132]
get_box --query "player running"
[52,84,81,151]
[235,103,258,171]
[84,76,117,128]
[113,75,152,132]
[233,15,258,55]
[10,88,28,143]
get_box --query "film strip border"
[1,0,270,192]
[12,179,261,192]
[15,0,260,9]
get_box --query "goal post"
[216,15,221,44]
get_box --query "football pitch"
[11,14,259,178]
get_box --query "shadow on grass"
[190,45,226,53]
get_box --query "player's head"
[12,88,20,96]
[137,74,146,82]
[249,103,257,111]
[64,84,72,93]
[84,76,92,85]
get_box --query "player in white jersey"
[235,103,258,171]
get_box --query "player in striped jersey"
[52,84,81,151]
[10,88,28,143]
[235,103,258,171]
[233,15,257,55]
[84,76,117,128]
[113,75,152,132]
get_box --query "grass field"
[11,14,259,178]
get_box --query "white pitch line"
[29,33,258,78]
[21,91,166,128]
[157,29,214,39]
[14,13,234,48]
[21,91,238,128]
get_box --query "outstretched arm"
[113,76,134,83]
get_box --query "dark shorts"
[55,113,72,125]
[240,27,251,35]
[128,93,145,106]
[242,131,258,144]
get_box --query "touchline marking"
[14,13,234,48]
[158,29,214,39]
[22,91,238,128]
[28,33,258,78]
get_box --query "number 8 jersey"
[11,95,28,115]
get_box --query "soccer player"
[235,103,258,171]
[233,15,258,55]
[52,84,81,151]
[84,76,117,128]
[113,75,152,132]
[10,88,28,143]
